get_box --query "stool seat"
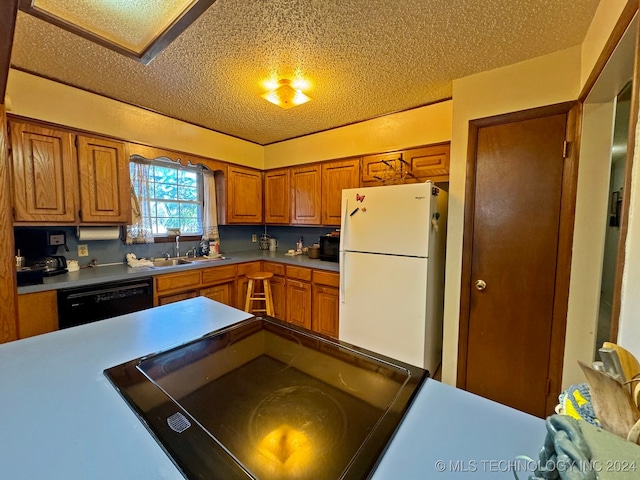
[246,271,273,281]
[244,271,274,317]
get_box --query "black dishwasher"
[57,277,154,329]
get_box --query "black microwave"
[319,235,339,262]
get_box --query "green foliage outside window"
[132,162,203,235]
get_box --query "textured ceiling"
[11,0,600,145]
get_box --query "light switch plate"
[252,234,257,242]
[78,244,89,257]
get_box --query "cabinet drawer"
[286,265,312,282]
[155,271,201,293]
[237,261,263,276]
[201,264,237,284]
[158,290,198,305]
[312,270,339,288]
[263,261,285,276]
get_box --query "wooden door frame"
[606,6,639,342]
[457,101,581,415]
[0,0,19,343]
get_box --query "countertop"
[0,297,546,479]
[17,250,340,294]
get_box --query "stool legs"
[263,279,274,316]
[244,276,274,316]
[244,278,254,313]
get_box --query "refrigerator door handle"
[340,251,346,303]
[340,197,349,304]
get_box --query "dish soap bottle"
[296,236,304,253]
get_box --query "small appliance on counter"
[259,233,271,250]
[14,228,69,278]
[319,233,339,262]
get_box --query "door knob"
[475,279,487,291]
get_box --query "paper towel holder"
[76,226,122,241]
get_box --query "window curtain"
[202,171,220,243]
[126,158,155,244]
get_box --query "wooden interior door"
[459,109,573,418]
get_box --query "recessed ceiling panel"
[19,0,214,63]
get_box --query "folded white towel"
[126,253,154,267]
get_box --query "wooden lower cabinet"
[312,270,340,338]
[158,290,198,306]
[263,262,286,320]
[286,279,312,329]
[235,261,263,311]
[200,282,234,306]
[17,291,58,339]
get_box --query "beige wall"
[263,101,452,168]
[441,45,582,386]
[6,69,264,168]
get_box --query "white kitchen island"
[0,297,546,479]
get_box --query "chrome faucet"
[185,247,197,258]
[175,235,180,258]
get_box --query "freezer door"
[339,252,440,370]
[340,182,436,257]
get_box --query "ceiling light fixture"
[261,79,311,109]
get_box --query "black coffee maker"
[14,229,69,276]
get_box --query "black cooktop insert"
[104,316,427,480]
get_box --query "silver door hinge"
[562,141,571,159]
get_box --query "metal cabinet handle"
[475,279,487,291]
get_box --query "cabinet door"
[264,168,290,224]
[286,279,312,329]
[360,151,402,186]
[200,282,234,306]
[291,165,321,225]
[312,285,339,338]
[270,275,286,320]
[321,158,360,225]
[10,121,77,222]
[227,166,263,223]
[235,261,263,309]
[403,144,450,183]
[77,135,131,223]
[17,291,58,339]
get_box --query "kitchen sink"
[152,256,231,268]
[152,258,193,267]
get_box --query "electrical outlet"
[78,244,89,257]
[252,234,257,242]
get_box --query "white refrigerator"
[339,181,447,372]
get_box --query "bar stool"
[244,271,274,316]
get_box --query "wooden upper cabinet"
[321,158,359,225]
[264,168,290,224]
[360,151,403,186]
[361,143,450,186]
[227,166,263,224]
[77,135,130,223]
[10,121,77,223]
[291,164,321,225]
[403,143,450,183]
